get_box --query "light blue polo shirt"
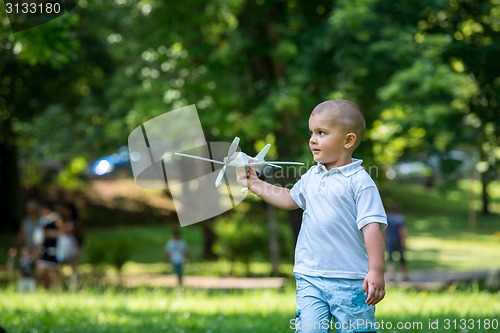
[290,159,387,279]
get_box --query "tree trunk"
[480,172,491,215]
[0,119,22,233]
[268,203,280,276]
[478,142,491,215]
[202,219,217,260]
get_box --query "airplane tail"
[255,144,271,160]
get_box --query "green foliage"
[213,211,268,275]
[85,236,135,274]
[2,0,498,229]
[108,237,135,273]
[56,157,88,189]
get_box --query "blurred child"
[37,201,64,289]
[18,247,36,293]
[6,248,17,277]
[55,202,83,290]
[385,205,409,282]
[165,229,188,286]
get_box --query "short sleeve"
[290,175,306,210]
[355,186,387,230]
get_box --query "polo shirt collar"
[315,159,364,177]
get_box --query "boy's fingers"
[366,286,374,305]
[235,167,248,186]
[366,286,385,305]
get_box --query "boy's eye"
[309,130,327,136]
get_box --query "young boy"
[165,229,188,286]
[238,100,387,333]
[385,205,409,282]
[18,247,37,293]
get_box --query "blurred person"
[165,229,188,286]
[55,202,83,290]
[37,201,64,289]
[8,200,42,259]
[385,205,409,282]
[6,248,17,277]
[18,247,37,292]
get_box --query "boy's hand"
[236,166,258,191]
[363,270,385,306]
[236,165,298,210]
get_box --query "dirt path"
[119,269,499,290]
[121,274,287,289]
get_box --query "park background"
[0,0,499,332]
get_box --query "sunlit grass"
[0,289,295,333]
[406,235,500,270]
[380,179,500,216]
[1,288,498,332]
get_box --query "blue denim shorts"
[172,263,183,278]
[291,273,376,333]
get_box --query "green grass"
[1,180,499,332]
[0,287,499,332]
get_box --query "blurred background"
[0,0,498,281]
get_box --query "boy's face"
[309,113,352,169]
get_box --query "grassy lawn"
[0,180,499,332]
[1,287,499,332]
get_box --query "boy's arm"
[237,167,299,210]
[361,222,386,306]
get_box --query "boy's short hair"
[311,99,366,149]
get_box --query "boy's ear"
[344,133,357,149]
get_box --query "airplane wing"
[244,161,304,167]
[174,152,226,165]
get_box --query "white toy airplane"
[175,137,304,193]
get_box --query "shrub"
[213,211,267,276]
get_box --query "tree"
[324,0,498,213]
[370,0,498,213]
[0,2,116,232]
[432,0,499,214]
[0,14,81,231]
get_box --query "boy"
[238,100,387,333]
[18,247,37,293]
[385,205,409,282]
[165,229,188,286]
